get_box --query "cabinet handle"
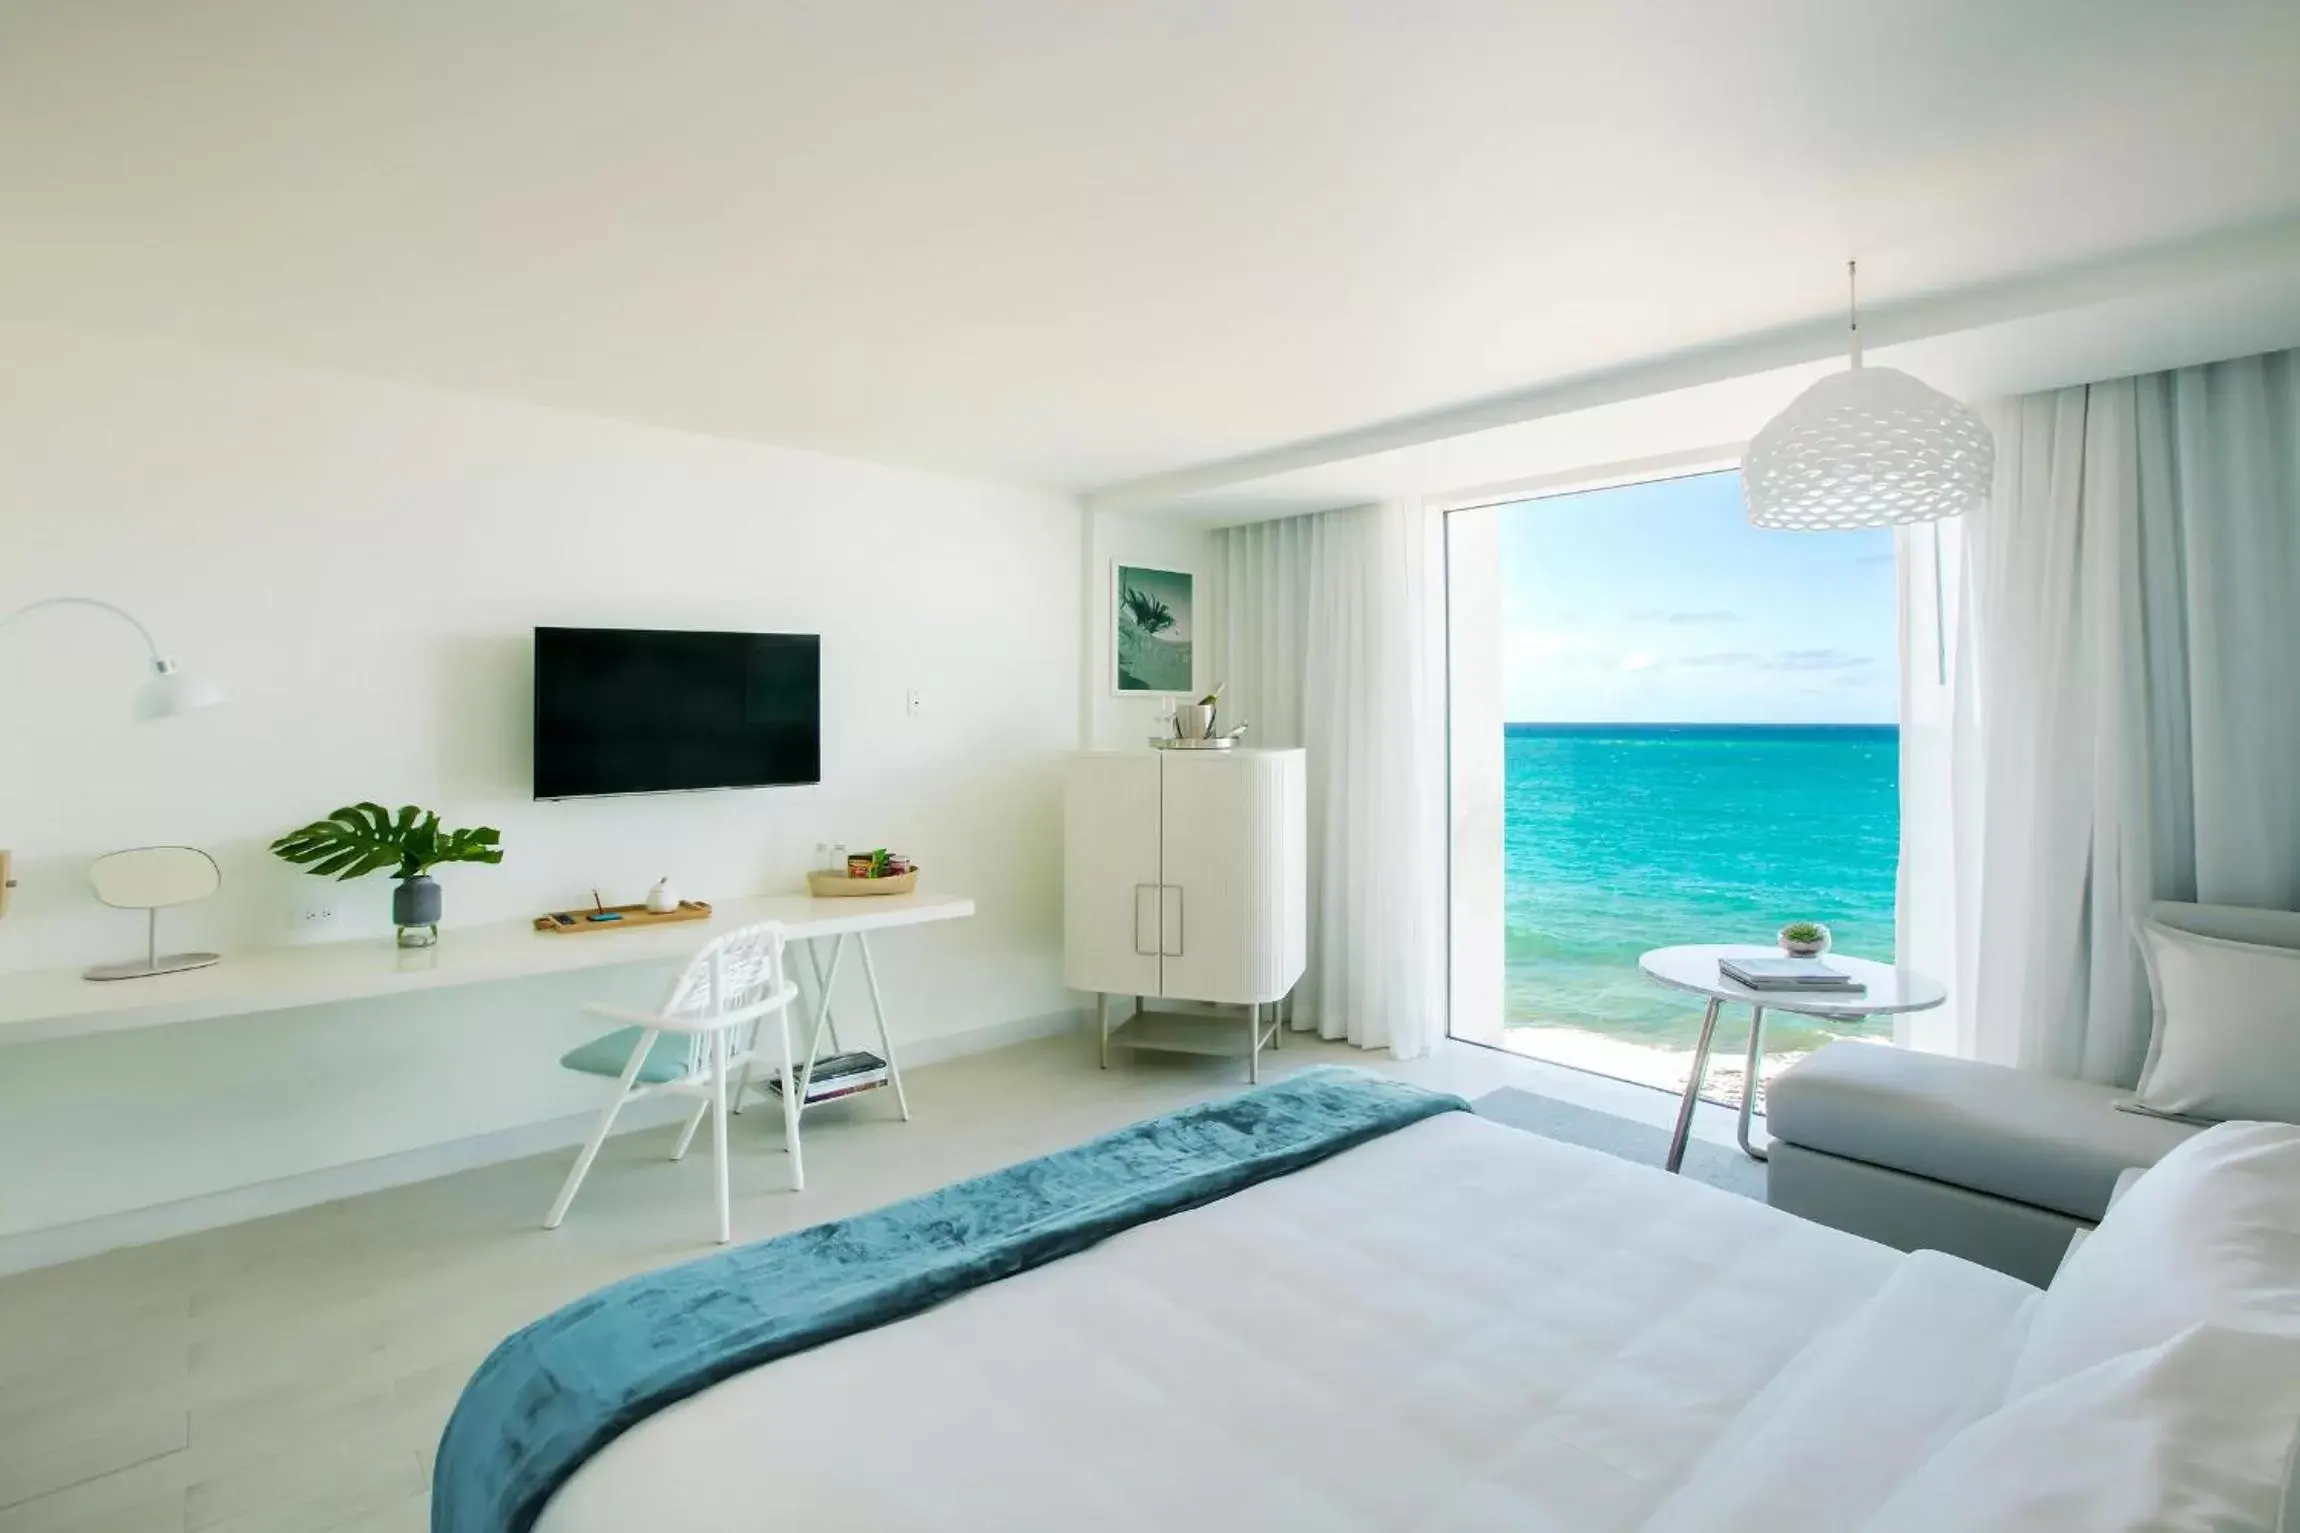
[1133,884,1159,956]
[1161,884,1184,957]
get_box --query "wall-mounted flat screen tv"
[533,627,821,799]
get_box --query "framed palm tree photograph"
[1111,562,1195,695]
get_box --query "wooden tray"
[534,899,713,934]
[806,869,919,898]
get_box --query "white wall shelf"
[0,891,975,1048]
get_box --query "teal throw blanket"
[433,1065,1466,1533]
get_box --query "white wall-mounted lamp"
[0,596,226,721]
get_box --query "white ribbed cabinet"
[1064,748,1306,1080]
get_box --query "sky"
[1495,469,1895,724]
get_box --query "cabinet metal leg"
[1736,1005,1769,1161]
[1097,993,1110,1068]
[1248,1001,1261,1084]
[1665,997,1724,1174]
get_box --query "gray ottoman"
[1765,1041,2198,1286]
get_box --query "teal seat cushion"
[560,1026,690,1085]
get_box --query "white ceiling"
[1135,223,2300,521]
[4,2,2299,505]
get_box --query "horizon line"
[1503,719,1897,728]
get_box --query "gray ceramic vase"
[393,874,442,947]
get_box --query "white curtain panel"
[1905,348,2300,1084]
[1893,515,1979,1058]
[1220,500,1446,1057]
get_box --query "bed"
[438,1070,2300,1533]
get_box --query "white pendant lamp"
[1743,261,1993,530]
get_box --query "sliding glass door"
[1447,470,1900,1110]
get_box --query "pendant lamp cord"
[1931,520,1948,685]
[1847,259,1862,369]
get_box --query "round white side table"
[1637,945,1946,1174]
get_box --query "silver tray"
[1150,736,1237,750]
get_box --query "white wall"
[0,323,1084,1250]
[1083,511,1224,749]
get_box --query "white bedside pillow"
[1860,1323,2300,1533]
[2007,1120,2300,1400]
[2134,914,2300,1124]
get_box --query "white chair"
[545,920,804,1244]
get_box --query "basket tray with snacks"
[806,848,919,898]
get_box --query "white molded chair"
[545,920,804,1243]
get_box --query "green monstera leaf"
[270,802,503,882]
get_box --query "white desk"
[0,890,975,1049]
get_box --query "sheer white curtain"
[1893,515,1979,1059]
[1901,347,2300,1083]
[1220,500,1445,1057]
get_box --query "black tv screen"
[533,627,821,799]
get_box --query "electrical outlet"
[295,897,340,935]
[905,687,923,718]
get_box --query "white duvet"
[538,1112,2038,1533]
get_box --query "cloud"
[1855,553,1895,568]
[1619,652,1661,673]
[1509,630,1603,664]
[1628,608,1743,625]
[1772,648,1873,672]
[1505,630,1623,676]
[1678,648,1875,673]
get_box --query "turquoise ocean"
[1504,723,1899,1056]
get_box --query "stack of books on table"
[767,1050,890,1104]
[1717,956,1866,994]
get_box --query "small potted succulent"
[272,803,503,947]
[1777,920,1832,958]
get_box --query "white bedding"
[538,1112,2034,1533]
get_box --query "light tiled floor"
[0,1030,1752,1532]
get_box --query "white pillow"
[2134,914,2300,1124]
[2008,1120,2300,1399]
[1860,1323,2300,1533]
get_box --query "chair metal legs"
[672,1098,709,1161]
[548,1022,749,1241]
[546,1027,658,1229]
[709,1029,732,1244]
[549,934,877,1237]
[777,1002,804,1191]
